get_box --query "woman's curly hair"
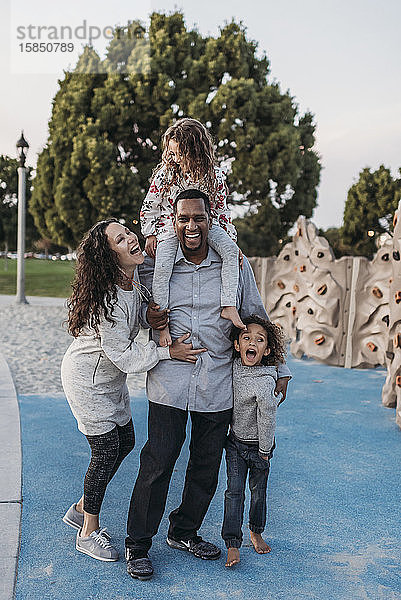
[154,118,218,199]
[230,315,287,366]
[67,219,122,337]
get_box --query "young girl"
[61,219,203,562]
[221,315,291,568]
[140,117,244,346]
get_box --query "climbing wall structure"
[250,216,391,369]
[381,204,401,427]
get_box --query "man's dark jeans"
[126,401,232,553]
[221,434,273,549]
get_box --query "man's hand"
[169,333,207,363]
[145,235,157,259]
[274,376,290,406]
[147,301,169,330]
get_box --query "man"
[125,190,291,580]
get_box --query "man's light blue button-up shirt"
[139,246,291,412]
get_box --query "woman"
[61,218,204,562]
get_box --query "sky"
[1,0,400,230]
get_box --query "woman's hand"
[169,333,207,363]
[145,235,157,259]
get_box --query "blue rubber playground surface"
[15,355,401,600]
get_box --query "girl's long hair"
[67,219,121,337]
[155,118,218,198]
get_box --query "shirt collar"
[175,244,220,267]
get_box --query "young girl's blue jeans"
[221,434,273,548]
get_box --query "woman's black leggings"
[83,419,135,515]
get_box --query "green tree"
[0,155,38,255]
[342,165,401,257]
[30,12,321,253]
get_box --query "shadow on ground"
[16,356,401,600]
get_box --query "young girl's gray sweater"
[231,358,288,456]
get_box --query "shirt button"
[194,294,198,297]
[193,316,197,319]
[192,374,195,378]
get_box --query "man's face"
[174,197,211,258]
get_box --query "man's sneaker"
[166,536,221,560]
[76,528,119,562]
[62,503,84,530]
[125,547,154,580]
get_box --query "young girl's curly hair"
[230,315,287,366]
[67,219,121,337]
[154,117,218,198]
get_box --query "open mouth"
[245,349,257,360]
[184,232,201,241]
[130,246,140,255]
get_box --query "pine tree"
[342,165,401,257]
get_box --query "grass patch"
[0,258,75,297]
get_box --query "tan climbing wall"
[249,216,391,369]
[382,204,401,427]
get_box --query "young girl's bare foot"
[221,306,245,330]
[225,547,240,567]
[250,531,271,554]
[159,326,172,347]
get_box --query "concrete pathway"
[0,295,66,307]
[11,356,401,600]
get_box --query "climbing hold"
[394,213,398,228]
[395,291,401,304]
[286,301,291,308]
[292,307,296,315]
[307,308,314,315]
[283,254,290,261]
[366,342,377,352]
[300,265,306,272]
[293,284,299,292]
[372,287,383,299]
[295,250,299,256]
[382,315,390,326]
[394,333,401,348]
[317,284,327,295]
[314,335,325,345]
[381,253,389,261]
[277,280,285,289]
[317,251,324,258]
[396,375,401,387]
[393,251,400,261]
[296,227,303,237]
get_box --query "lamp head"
[16,131,29,167]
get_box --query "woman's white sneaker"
[76,528,119,561]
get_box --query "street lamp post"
[16,132,29,304]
